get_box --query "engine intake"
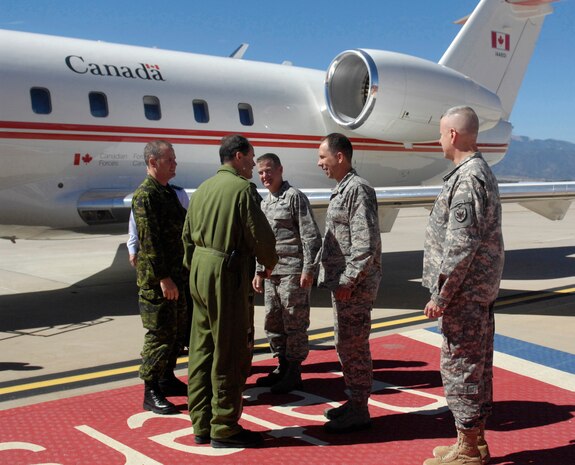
[325,49,503,142]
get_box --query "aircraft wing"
[77,181,575,232]
[303,181,575,232]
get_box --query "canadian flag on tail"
[492,31,510,51]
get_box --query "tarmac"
[0,204,573,464]
[1,203,573,404]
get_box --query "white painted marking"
[401,329,575,392]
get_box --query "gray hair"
[144,140,173,165]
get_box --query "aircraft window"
[89,92,109,117]
[30,87,52,114]
[193,99,210,123]
[143,95,161,120]
[238,103,254,126]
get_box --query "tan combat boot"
[424,428,482,465]
[432,423,490,464]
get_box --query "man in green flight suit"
[183,134,278,449]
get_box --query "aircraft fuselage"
[0,28,509,227]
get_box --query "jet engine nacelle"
[325,49,503,143]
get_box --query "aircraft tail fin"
[439,0,556,120]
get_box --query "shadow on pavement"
[1,245,574,333]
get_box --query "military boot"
[323,400,351,420]
[256,356,289,387]
[143,381,179,415]
[323,401,371,433]
[270,361,303,394]
[433,423,490,464]
[424,428,482,465]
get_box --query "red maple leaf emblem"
[82,154,93,164]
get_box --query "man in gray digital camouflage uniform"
[252,153,322,394]
[132,140,189,415]
[317,133,382,434]
[422,106,504,465]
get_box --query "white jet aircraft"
[1,0,574,230]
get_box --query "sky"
[2,0,574,143]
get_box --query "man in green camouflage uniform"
[132,140,189,415]
[182,135,278,449]
[317,133,382,434]
[252,153,322,394]
[422,106,504,465]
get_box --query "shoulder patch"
[454,205,468,223]
[449,202,474,229]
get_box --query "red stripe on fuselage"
[0,121,508,153]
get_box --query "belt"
[195,246,230,259]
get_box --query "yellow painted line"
[496,287,575,307]
[255,315,429,349]
[372,315,428,329]
[0,366,138,395]
[255,327,337,348]
[0,356,189,396]
[256,287,575,349]
[2,287,573,397]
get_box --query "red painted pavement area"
[1,333,573,465]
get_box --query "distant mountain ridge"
[493,136,575,182]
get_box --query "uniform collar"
[146,175,172,192]
[443,152,483,182]
[333,169,357,195]
[269,180,291,200]
[217,164,240,177]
